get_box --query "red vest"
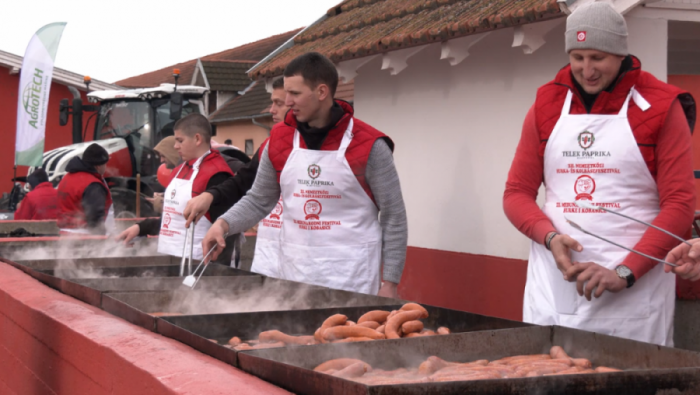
[267,100,393,205]
[57,172,113,229]
[167,150,233,221]
[15,182,59,220]
[535,56,695,178]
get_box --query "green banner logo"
[22,67,44,129]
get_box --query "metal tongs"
[566,201,688,267]
[180,225,196,276]
[182,244,218,289]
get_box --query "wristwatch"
[615,265,636,288]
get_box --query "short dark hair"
[283,52,338,97]
[271,78,284,90]
[174,113,211,143]
[224,139,232,145]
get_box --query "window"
[245,139,254,156]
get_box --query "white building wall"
[353,17,667,260]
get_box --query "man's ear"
[194,133,202,146]
[317,83,331,101]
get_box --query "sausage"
[358,310,391,324]
[595,366,622,373]
[491,354,551,365]
[259,330,315,345]
[431,371,500,382]
[345,320,356,326]
[251,341,285,349]
[227,336,241,346]
[376,325,385,334]
[314,358,371,372]
[386,310,399,320]
[323,326,386,341]
[208,339,218,343]
[418,356,457,374]
[399,303,429,319]
[356,321,380,329]
[550,346,569,360]
[332,362,370,379]
[543,367,584,376]
[385,310,423,339]
[437,327,451,335]
[570,358,593,369]
[519,365,571,376]
[400,320,424,335]
[314,314,348,343]
[331,337,375,343]
[234,343,253,351]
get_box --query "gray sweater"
[220,138,407,283]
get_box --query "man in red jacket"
[57,143,113,235]
[14,168,58,220]
[503,2,695,346]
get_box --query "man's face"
[270,87,290,124]
[95,164,107,176]
[284,75,327,123]
[173,129,200,161]
[569,49,625,95]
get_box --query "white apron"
[278,119,383,294]
[157,152,212,259]
[250,197,283,277]
[523,88,676,346]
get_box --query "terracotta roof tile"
[116,28,302,88]
[201,60,258,91]
[250,0,562,79]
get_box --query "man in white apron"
[57,143,115,235]
[202,52,408,297]
[503,2,696,346]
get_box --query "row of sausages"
[222,303,450,351]
[313,346,622,384]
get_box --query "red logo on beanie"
[577,31,586,42]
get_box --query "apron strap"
[618,88,635,116]
[293,131,301,149]
[336,118,355,161]
[631,87,651,112]
[561,90,574,117]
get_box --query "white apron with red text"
[523,88,675,346]
[250,197,284,277]
[157,152,212,259]
[278,119,383,294]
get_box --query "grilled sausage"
[385,310,423,339]
[314,358,370,372]
[234,343,253,351]
[399,303,429,319]
[314,314,348,343]
[356,321,380,329]
[358,310,391,324]
[595,366,622,373]
[345,320,356,326]
[331,337,375,343]
[491,354,551,365]
[376,325,385,334]
[259,330,315,345]
[401,320,424,335]
[323,326,385,341]
[251,341,285,349]
[550,346,569,360]
[437,327,451,335]
[332,362,371,379]
[227,336,241,346]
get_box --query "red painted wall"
[398,247,528,321]
[0,67,94,194]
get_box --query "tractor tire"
[110,188,157,218]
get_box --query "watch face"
[616,265,632,278]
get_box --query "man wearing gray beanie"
[504,2,696,346]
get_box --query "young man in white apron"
[503,2,696,346]
[202,52,408,297]
[179,78,291,274]
[116,114,234,260]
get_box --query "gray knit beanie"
[565,2,628,56]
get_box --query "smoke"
[4,237,159,263]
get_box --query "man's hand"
[378,281,399,298]
[665,239,700,282]
[202,219,229,260]
[548,233,584,281]
[566,262,627,301]
[115,225,140,246]
[146,193,164,213]
[185,192,214,228]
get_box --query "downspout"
[251,115,272,134]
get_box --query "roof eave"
[210,113,271,124]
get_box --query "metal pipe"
[135,174,141,218]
